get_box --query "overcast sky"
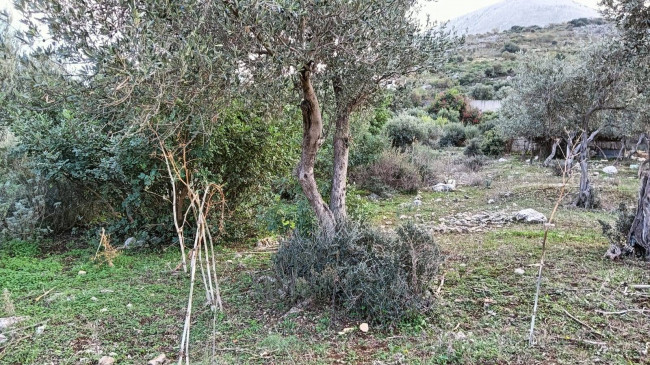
[422,0,602,22]
[1,0,603,30]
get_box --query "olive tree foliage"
[601,0,650,257]
[16,0,458,235]
[498,52,569,157]
[7,1,300,242]
[499,41,636,208]
[216,1,459,232]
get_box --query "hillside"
[446,0,601,35]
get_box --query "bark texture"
[297,62,336,233]
[628,170,650,259]
[330,110,350,222]
[574,129,600,209]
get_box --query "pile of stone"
[430,209,547,234]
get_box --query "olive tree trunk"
[330,109,350,222]
[574,129,600,208]
[297,62,336,233]
[628,170,650,259]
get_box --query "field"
[1,153,649,364]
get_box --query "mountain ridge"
[445,0,601,35]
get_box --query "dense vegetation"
[1,0,650,363]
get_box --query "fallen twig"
[556,336,607,347]
[596,309,648,315]
[34,288,56,302]
[435,271,447,296]
[630,285,650,290]
[562,308,605,338]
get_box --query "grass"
[1,154,649,364]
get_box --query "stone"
[488,199,495,204]
[514,209,547,224]
[399,215,408,220]
[148,353,167,365]
[35,324,46,335]
[0,316,27,331]
[432,180,456,192]
[91,297,98,301]
[367,193,380,202]
[514,268,525,275]
[126,303,133,309]
[602,166,618,175]
[498,158,508,162]
[98,356,116,365]
[359,323,369,332]
[630,164,640,170]
[123,237,137,248]
[78,270,87,275]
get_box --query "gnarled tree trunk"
[297,62,336,233]
[574,129,600,209]
[628,170,650,259]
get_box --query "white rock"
[514,268,525,275]
[123,237,137,248]
[359,323,369,332]
[98,356,116,365]
[0,316,27,331]
[498,158,508,162]
[78,270,87,275]
[488,199,495,204]
[603,166,618,175]
[91,297,98,301]
[630,164,640,170]
[432,180,456,192]
[126,303,133,309]
[35,324,46,335]
[399,215,408,220]
[514,209,547,224]
[148,353,167,365]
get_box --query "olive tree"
[216,1,458,232]
[499,42,635,208]
[602,0,650,257]
[17,0,458,235]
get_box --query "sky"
[0,0,604,30]
[421,0,602,21]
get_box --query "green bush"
[471,84,495,100]
[435,108,461,124]
[503,42,521,53]
[439,123,468,147]
[385,113,441,150]
[272,221,442,324]
[355,150,422,194]
[480,130,507,157]
[464,138,483,157]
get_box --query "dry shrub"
[92,228,119,267]
[272,222,442,325]
[356,150,421,193]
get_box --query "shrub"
[480,130,507,157]
[461,106,482,125]
[356,150,421,193]
[503,42,521,53]
[464,138,483,157]
[385,113,440,149]
[471,84,495,100]
[272,221,442,324]
[436,108,460,124]
[463,155,486,172]
[464,125,481,140]
[439,123,467,147]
